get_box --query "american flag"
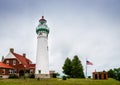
[86,60,93,65]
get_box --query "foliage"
[62,57,72,76]
[52,73,60,78]
[108,68,120,81]
[29,74,35,78]
[9,74,19,79]
[71,55,85,78]
[88,76,91,78]
[66,75,71,79]
[62,76,67,80]
[37,77,40,80]
[62,55,85,78]
[108,69,116,78]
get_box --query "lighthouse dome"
[36,16,49,34]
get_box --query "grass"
[0,78,120,85]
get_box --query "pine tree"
[62,57,72,76]
[71,55,85,78]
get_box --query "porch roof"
[0,62,13,69]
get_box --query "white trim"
[3,52,21,64]
[0,75,9,78]
[13,60,16,65]
[2,69,5,74]
[5,52,16,58]
[6,60,9,65]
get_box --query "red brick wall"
[3,59,25,73]
[0,68,10,75]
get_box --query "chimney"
[23,53,26,58]
[10,48,14,53]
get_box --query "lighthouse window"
[40,32,43,35]
[47,46,48,51]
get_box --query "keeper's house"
[0,48,35,78]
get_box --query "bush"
[88,76,91,78]
[62,76,67,80]
[29,74,35,78]
[66,75,70,79]
[53,73,60,78]
[9,74,19,79]
[37,77,40,80]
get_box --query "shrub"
[88,76,91,78]
[9,74,19,79]
[52,73,60,78]
[29,74,35,78]
[37,77,40,80]
[66,75,70,79]
[62,76,67,80]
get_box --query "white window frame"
[13,60,16,65]
[2,69,5,74]
[13,69,16,74]
[6,60,9,65]
[9,69,13,74]
[30,69,33,74]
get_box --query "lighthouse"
[35,16,50,78]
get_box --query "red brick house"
[1,48,35,78]
[0,48,55,78]
[92,70,108,80]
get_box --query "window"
[47,46,48,51]
[9,69,13,74]
[13,60,16,65]
[6,60,9,65]
[2,69,5,74]
[38,70,41,74]
[13,69,16,74]
[30,69,33,74]
[40,32,43,35]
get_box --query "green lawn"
[0,78,120,85]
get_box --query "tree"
[71,55,85,78]
[62,57,72,76]
[62,56,85,78]
[108,69,115,78]
[114,68,120,81]
[108,68,120,81]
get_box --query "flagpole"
[86,58,87,80]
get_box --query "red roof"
[39,16,47,22]
[3,49,35,70]
[12,53,30,69]
[0,62,13,69]
[29,64,35,68]
[26,58,32,64]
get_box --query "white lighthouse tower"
[35,16,50,78]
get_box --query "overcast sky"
[0,0,120,76]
